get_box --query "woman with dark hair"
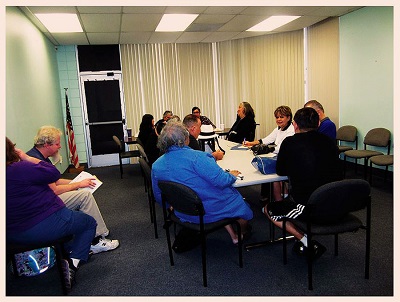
[243,106,295,202]
[227,102,256,143]
[244,105,294,154]
[6,137,97,290]
[137,114,154,147]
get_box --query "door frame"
[79,71,128,167]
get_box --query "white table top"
[216,139,287,188]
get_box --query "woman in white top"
[244,106,295,201]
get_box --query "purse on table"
[251,155,277,175]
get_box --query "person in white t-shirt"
[244,106,295,202]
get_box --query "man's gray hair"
[157,121,189,152]
[34,125,63,147]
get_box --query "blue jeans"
[7,207,97,262]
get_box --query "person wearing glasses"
[191,106,216,128]
[26,126,119,255]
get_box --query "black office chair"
[281,179,371,290]
[369,154,393,185]
[343,128,391,179]
[138,157,158,239]
[6,235,74,295]
[336,125,358,154]
[157,180,243,287]
[112,135,140,178]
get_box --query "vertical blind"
[307,17,340,126]
[121,29,306,139]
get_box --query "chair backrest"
[364,128,391,148]
[137,143,149,163]
[158,181,204,217]
[112,135,123,151]
[307,179,370,224]
[139,157,151,183]
[336,125,357,142]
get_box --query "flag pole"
[65,88,83,173]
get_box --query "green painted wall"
[339,7,393,161]
[6,7,69,172]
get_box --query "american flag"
[65,90,80,168]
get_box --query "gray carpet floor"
[6,162,394,296]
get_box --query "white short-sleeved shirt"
[260,124,295,154]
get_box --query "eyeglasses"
[193,111,200,114]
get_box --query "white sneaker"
[90,237,120,254]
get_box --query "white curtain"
[121,29,305,139]
[306,17,340,127]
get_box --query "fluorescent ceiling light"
[155,14,198,32]
[247,16,301,32]
[35,13,83,33]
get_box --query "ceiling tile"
[122,7,167,14]
[120,32,152,44]
[218,15,267,32]
[176,32,211,43]
[121,14,162,32]
[77,6,122,14]
[87,33,120,44]
[201,32,241,43]
[80,14,121,32]
[52,33,89,45]
[148,32,182,43]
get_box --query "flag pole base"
[68,165,85,174]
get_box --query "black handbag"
[251,144,275,155]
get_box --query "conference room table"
[215,138,291,250]
[216,139,287,187]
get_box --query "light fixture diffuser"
[155,14,198,32]
[35,13,83,33]
[247,16,301,32]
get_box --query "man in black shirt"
[265,107,341,259]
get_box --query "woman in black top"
[227,102,256,143]
[137,114,154,147]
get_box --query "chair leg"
[54,244,69,295]
[201,232,207,287]
[119,156,123,179]
[365,200,371,279]
[334,234,339,256]
[363,158,368,180]
[369,161,373,185]
[343,155,347,178]
[282,220,287,265]
[151,197,158,239]
[235,221,243,268]
[163,218,174,266]
[307,234,313,290]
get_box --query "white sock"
[300,235,308,247]
[71,258,80,269]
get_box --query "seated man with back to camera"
[183,114,224,161]
[26,125,119,254]
[265,107,342,260]
[151,121,253,244]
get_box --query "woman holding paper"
[6,137,96,289]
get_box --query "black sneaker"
[292,240,306,255]
[310,240,327,260]
[61,259,77,291]
[292,240,326,260]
